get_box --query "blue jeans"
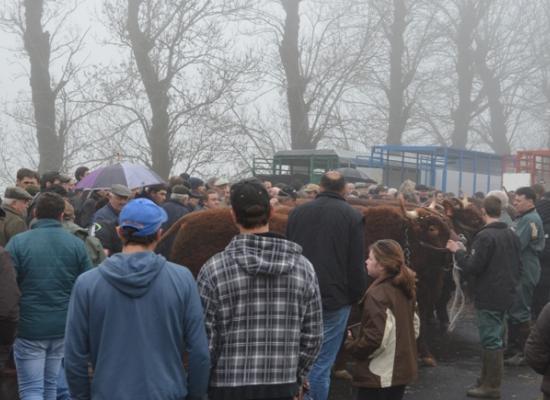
[305,306,351,400]
[56,359,71,400]
[14,337,64,400]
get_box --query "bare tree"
[101,0,253,178]
[471,0,538,154]
[522,0,550,147]
[445,0,488,149]
[365,0,438,145]
[23,0,63,173]
[276,0,375,149]
[279,0,309,149]
[426,0,537,154]
[0,0,95,173]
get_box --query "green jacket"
[512,208,545,275]
[6,219,92,340]
[0,205,27,246]
[62,220,106,266]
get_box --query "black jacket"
[536,198,550,263]
[286,191,367,310]
[162,199,192,230]
[455,221,521,312]
[526,303,550,396]
[76,192,107,228]
[156,200,192,259]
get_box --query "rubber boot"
[467,350,502,398]
[504,321,531,367]
[504,323,519,358]
[475,354,487,387]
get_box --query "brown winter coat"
[526,303,550,398]
[346,276,419,388]
[1,204,27,246]
[0,247,20,345]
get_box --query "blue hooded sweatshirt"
[64,252,210,400]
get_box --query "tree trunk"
[127,0,172,179]
[280,0,312,149]
[475,50,511,155]
[23,0,63,173]
[386,0,407,145]
[451,2,476,149]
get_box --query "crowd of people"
[1,165,550,400]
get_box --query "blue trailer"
[359,145,503,195]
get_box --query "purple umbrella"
[76,162,166,190]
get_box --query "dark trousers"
[211,397,292,400]
[356,385,406,400]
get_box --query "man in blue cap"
[64,198,210,400]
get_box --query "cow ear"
[442,200,454,217]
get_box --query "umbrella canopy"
[336,167,376,183]
[76,162,166,190]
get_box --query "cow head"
[442,198,484,245]
[408,208,451,251]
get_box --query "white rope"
[447,254,465,333]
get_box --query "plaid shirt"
[197,233,323,388]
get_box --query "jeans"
[14,337,65,400]
[56,359,71,400]
[305,306,351,400]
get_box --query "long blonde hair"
[370,239,416,300]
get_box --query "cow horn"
[398,193,419,219]
[429,198,437,209]
[405,210,419,219]
[462,196,470,208]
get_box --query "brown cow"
[167,207,289,277]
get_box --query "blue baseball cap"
[118,198,168,237]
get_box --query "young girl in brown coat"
[346,239,419,400]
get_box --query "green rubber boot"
[467,350,502,399]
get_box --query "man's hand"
[446,240,464,253]
[294,380,309,400]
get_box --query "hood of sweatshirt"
[225,233,303,276]
[99,252,165,298]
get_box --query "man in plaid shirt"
[197,179,323,400]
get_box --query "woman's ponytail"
[370,239,417,300]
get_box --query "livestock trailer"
[362,145,503,195]
[252,149,379,184]
[502,150,550,188]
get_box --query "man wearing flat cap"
[188,190,204,211]
[93,184,132,225]
[302,183,320,200]
[92,184,132,256]
[0,187,32,246]
[213,178,230,206]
